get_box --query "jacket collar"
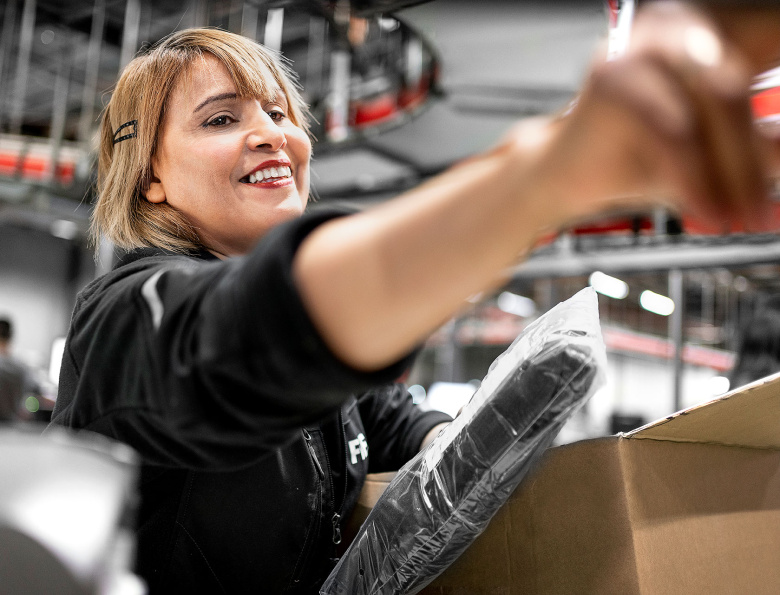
[115,246,219,269]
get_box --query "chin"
[275,198,307,219]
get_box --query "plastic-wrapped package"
[320,287,607,595]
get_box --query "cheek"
[289,132,312,187]
[285,123,311,160]
[163,142,234,212]
[184,138,238,185]
[296,162,311,202]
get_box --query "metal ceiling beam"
[0,0,19,132]
[668,269,684,411]
[47,51,72,183]
[119,0,141,70]
[9,0,36,135]
[78,0,105,143]
[512,237,780,279]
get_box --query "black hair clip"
[112,120,138,144]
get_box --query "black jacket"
[49,211,450,593]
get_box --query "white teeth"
[245,166,292,183]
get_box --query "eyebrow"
[193,92,238,115]
[272,90,288,107]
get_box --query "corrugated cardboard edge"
[622,371,780,450]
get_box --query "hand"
[533,1,780,232]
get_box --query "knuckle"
[588,56,642,94]
[587,59,615,87]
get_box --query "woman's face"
[146,54,311,256]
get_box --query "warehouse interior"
[4,1,780,593]
[2,0,780,437]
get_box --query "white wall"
[561,351,728,443]
[0,224,94,372]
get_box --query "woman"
[52,29,452,594]
[50,3,777,593]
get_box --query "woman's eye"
[205,114,234,128]
[267,110,286,123]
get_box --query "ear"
[143,170,167,204]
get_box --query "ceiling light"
[640,290,675,316]
[733,275,749,292]
[497,292,536,318]
[378,17,400,31]
[708,376,730,397]
[589,271,628,299]
[51,219,78,240]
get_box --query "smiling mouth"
[240,165,292,184]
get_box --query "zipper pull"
[302,429,325,480]
[332,513,342,545]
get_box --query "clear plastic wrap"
[320,287,607,595]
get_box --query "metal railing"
[0,0,440,199]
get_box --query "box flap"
[620,438,780,595]
[420,438,643,595]
[625,372,780,450]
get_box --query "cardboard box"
[354,373,780,594]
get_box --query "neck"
[0,342,8,356]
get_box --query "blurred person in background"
[730,295,780,387]
[0,317,37,422]
[47,2,780,593]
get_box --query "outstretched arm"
[294,1,780,372]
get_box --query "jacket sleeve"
[52,209,417,470]
[358,384,452,473]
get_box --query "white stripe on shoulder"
[141,270,166,331]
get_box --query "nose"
[247,111,287,152]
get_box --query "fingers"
[570,1,772,230]
[707,6,780,77]
[575,53,715,219]
[661,47,767,229]
[636,3,771,229]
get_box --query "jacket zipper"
[290,428,325,590]
[316,411,348,546]
[302,428,324,480]
[334,409,349,546]
[331,512,342,545]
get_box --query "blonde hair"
[92,28,311,253]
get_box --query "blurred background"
[2,0,780,440]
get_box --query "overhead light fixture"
[51,219,78,240]
[640,290,675,316]
[708,376,730,397]
[378,17,400,31]
[497,292,536,318]
[589,271,629,299]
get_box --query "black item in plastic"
[321,288,606,595]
